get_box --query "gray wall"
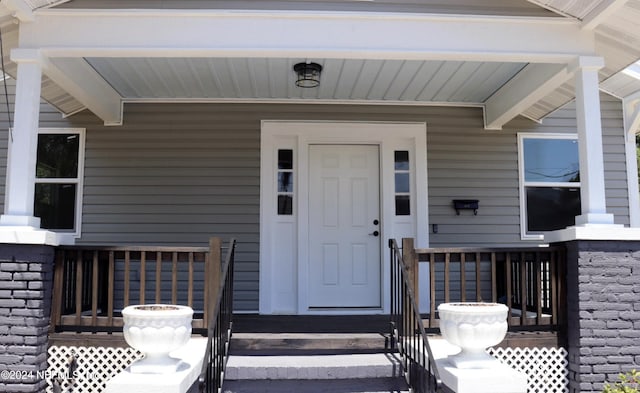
[0,78,630,311]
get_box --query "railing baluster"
[519,252,527,326]
[535,252,543,324]
[91,251,99,326]
[551,250,558,326]
[460,252,466,302]
[108,251,115,325]
[475,252,482,302]
[444,253,450,304]
[429,253,436,328]
[491,252,497,303]
[172,252,178,305]
[124,251,130,307]
[75,250,83,328]
[506,253,513,325]
[188,252,194,308]
[155,252,162,304]
[140,251,146,304]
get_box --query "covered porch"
[1,1,640,393]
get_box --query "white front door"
[308,145,381,308]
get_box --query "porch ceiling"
[81,57,527,105]
[1,0,640,130]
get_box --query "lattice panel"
[46,345,143,393]
[489,347,569,393]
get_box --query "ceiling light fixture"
[293,62,323,88]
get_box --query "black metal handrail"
[198,238,237,393]
[390,239,451,393]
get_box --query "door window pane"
[394,151,409,170]
[278,149,293,170]
[278,195,293,215]
[278,172,293,192]
[395,173,410,193]
[395,196,411,216]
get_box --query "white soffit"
[527,0,603,19]
[522,0,640,121]
[0,22,83,115]
[84,57,526,104]
[23,0,70,10]
[601,63,640,99]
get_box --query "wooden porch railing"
[50,238,225,334]
[400,239,567,330]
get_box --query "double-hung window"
[518,133,581,239]
[34,128,85,238]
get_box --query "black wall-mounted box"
[453,199,479,215]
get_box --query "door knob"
[373,219,379,225]
[369,231,379,237]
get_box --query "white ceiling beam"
[581,0,628,30]
[38,55,123,125]
[19,10,597,63]
[624,97,640,136]
[484,63,570,130]
[1,0,34,21]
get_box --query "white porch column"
[0,49,42,228]
[623,97,640,227]
[572,56,615,227]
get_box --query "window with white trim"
[34,128,85,237]
[518,133,581,239]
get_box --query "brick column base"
[0,244,54,393]
[565,240,640,393]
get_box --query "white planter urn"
[437,302,508,369]
[122,304,193,374]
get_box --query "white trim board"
[24,10,595,63]
[259,121,429,315]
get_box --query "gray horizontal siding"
[0,82,630,311]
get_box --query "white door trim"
[260,121,429,315]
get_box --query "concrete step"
[222,378,409,393]
[229,333,389,355]
[225,353,404,380]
